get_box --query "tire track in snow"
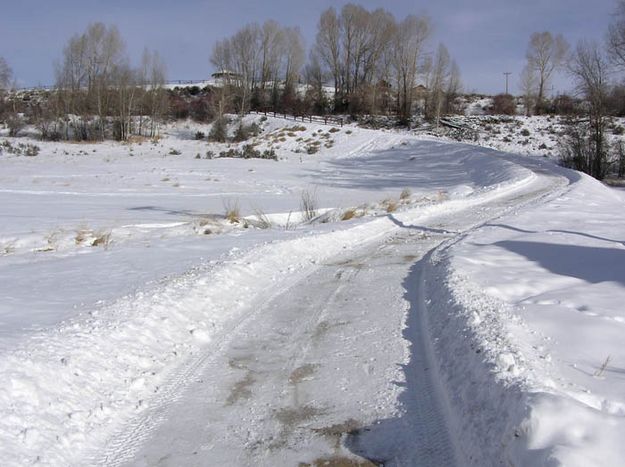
[95,265,324,467]
[109,169,564,465]
[120,233,461,466]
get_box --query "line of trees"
[210,20,305,115]
[553,0,625,179]
[1,5,465,142]
[2,0,624,180]
[0,23,170,142]
[50,22,168,141]
[211,5,462,122]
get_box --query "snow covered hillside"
[0,116,623,466]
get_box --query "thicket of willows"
[0,23,169,142]
[0,4,465,141]
[210,5,461,122]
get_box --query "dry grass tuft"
[400,188,411,201]
[436,190,449,202]
[253,207,272,229]
[301,189,318,222]
[341,208,357,221]
[224,199,241,223]
[92,230,112,249]
[383,198,399,213]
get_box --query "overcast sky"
[0,0,617,94]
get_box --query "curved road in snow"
[95,155,571,467]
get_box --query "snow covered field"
[1,116,623,466]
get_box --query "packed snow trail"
[111,232,458,467]
[95,164,569,467]
[0,133,574,466]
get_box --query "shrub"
[24,144,39,156]
[559,122,609,179]
[300,189,318,222]
[262,149,277,160]
[285,125,306,132]
[553,94,580,116]
[520,128,530,137]
[490,94,516,115]
[7,115,25,137]
[195,131,206,140]
[189,97,215,122]
[306,142,320,154]
[217,146,276,160]
[0,139,40,156]
[233,123,250,142]
[241,144,259,159]
[232,122,261,142]
[208,117,228,142]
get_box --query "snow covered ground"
[431,168,625,466]
[0,116,623,466]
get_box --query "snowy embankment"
[0,128,535,465]
[426,166,625,465]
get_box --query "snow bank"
[426,171,625,466]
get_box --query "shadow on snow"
[345,256,457,466]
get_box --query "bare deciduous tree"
[519,65,537,116]
[445,60,463,114]
[259,20,283,88]
[139,49,168,137]
[425,43,451,123]
[56,22,127,138]
[211,20,305,114]
[608,0,625,68]
[393,15,431,121]
[564,40,611,179]
[282,27,305,89]
[525,31,569,113]
[0,57,12,90]
[315,8,342,103]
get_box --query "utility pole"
[503,72,512,95]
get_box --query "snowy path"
[94,163,568,467]
[2,118,584,466]
[109,232,456,467]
